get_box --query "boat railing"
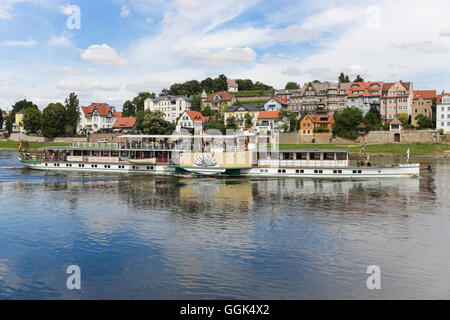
[257,159,349,168]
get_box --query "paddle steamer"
[19,133,421,179]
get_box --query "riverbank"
[278,142,450,157]
[0,140,71,151]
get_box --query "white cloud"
[183,47,257,68]
[81,44,129,66]
[49,35,71,46]
[120,5,130,18]
[60,4,78,15]
[2,38,37,47]
[281,66,303,76]
[57,81,122,92]
[58,67,96,75]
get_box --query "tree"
[226,115,237,130]
[334,108,363,140]
[11,99,37,114]
[397,113,409,127]
[5,114,14,135]
[415,114,432,129]
[135,110,171,134]
[279,109,299,132]
[285,82,299,90]
[132,92,154,113]
[64,92,79,136]
[245,113,254,128]
[0,108,3,129]
[338,72,350,83]
[201,105,212,117]
[190,94,201,111]
[354,75,364,82]
[23,106,42,134]
[122,100,135,117]
[363,109,382,132]
[41,103,66,138]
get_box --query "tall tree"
[132,92,154,113]
[137,110,172,134]
[122,100,135,117]
[226,115,237,130]
[245,113,254,128]
[354,75,364,82]
[338,72,350,83]
[64,92,79,136]
[11,99,37,114]
[334,108,363,140]
[41,103,66,138]
[0,108,3,129]
[5,114,14,135]
[285,82,300,90]
[23,106,42,134]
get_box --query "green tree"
[201,105,213,117]
[338,72,350,83]
[5,114,14,135]
[334,108,363,140]
[190,94,201,111]
[0,108,3,129]
[226,115,237,130]
[285,82,299,90]
[397,113,409,126]
[64,92,79,136]
[245,113,254,128]
[415,114,432,129]
[140,110,172,134]
[41,103,66,138]
[122,100,135,117]
[11,99,37,114]
[23,106,42,134]
[132,92,154,113]
[363,111,382,132]
[353,75,364,82]
[279,109,299,132]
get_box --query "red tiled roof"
[258,111,281,119]
[113,117,136,129]
[82,103,113,117]
[114,111,123,117]
[185,110,208,123]
[272,96,288,105]
[436,93,450,104]
[207,91,233,101]
[305,114,335,124]
[413,90,436,100]
[348,82,382,98]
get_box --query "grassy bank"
[278,143,450,156]
[0,140,71,151]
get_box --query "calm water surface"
[0,151,449,299]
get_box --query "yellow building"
[13,109,25,133]
[224,105,262,128]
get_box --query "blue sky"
[1,0,450,110]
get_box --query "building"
[177,110,210,130]
[300,114,335,136]
[13,109,25,133]
[256,111,283,133]
[437,93,450,133]
[347,81,383,115]
[77,103,118,133]
[202,91,235,111]
[1,111,9,130]
[264,97,288,111]
[276,89,298,106]
[411,90,436,127]
[144,95,191,124]
[224,105,263,128]
[290,82,350,113]
[227,79,239,92]
[113,117,136,132]
[380,81,413,121]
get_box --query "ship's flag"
[18,139,22,151]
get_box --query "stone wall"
[279,132,362,145]
[366,130,440,144]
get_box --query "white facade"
[77,104,116,134]
[437,95,450,133]
[144,95,191,124]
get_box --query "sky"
[1,0,450,110]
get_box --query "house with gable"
[264,97,288,111]
[77,103,118,133]
[347,81,383,115]
[202,91,236,111]
[411,90,436,127]
[437,93,450,133]
[380,81,413,121]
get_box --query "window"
[309,152,321,160]
[296,153,307,160]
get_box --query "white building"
[144,95,191,124]
[437,93,450,133]
[77,103,118,133]
[227,78,238,92]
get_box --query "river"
[0,151,449,299]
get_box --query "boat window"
[324,153,334,160]
[102,151,109,157]
[283,153,293,160]
[296,153,307,160]
[309,152,321,160]
[111,151,119,157]
[337,153,347,160]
